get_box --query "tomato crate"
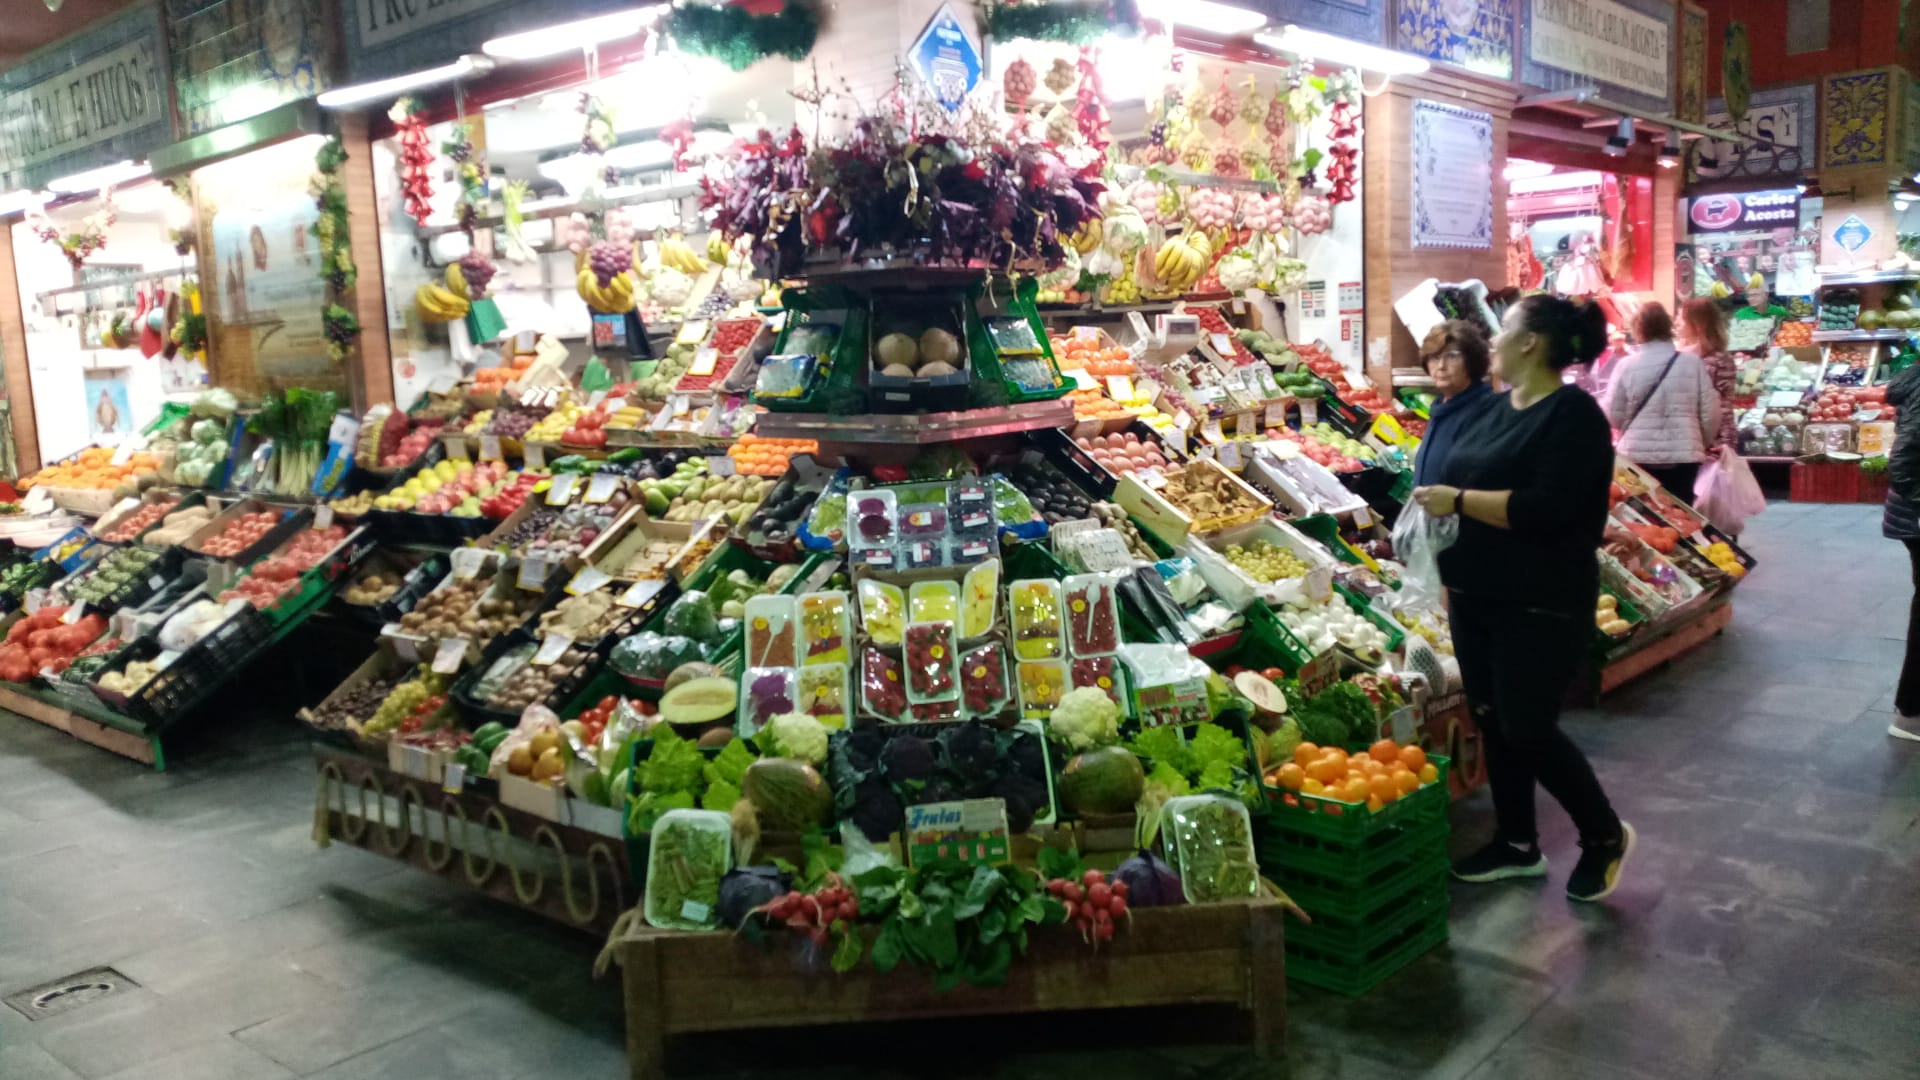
[1253,754,1451,844]
[1284,899,1450,996]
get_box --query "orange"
[1369,775,1400,804]
[1393,769,1420,795]
[1306,757,1344,786]
[1367,795,1385,812]
[1357,757,1386,776]
[1293,741,1320,767]
[1398,745,1428,772]
[1340,777,1370,803]
[1321,747,1349,770]
[1369,739,1400,764]
[1301,777,1326,796]
[1417,763,1439,784]
[1274,763,1306,791]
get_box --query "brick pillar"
[337,111,395,411]
[0,226,39,475]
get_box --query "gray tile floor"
[2,502,1917,1080]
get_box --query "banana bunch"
[658,235,709,275]
[444,262,471,301]
[1070,217,1103,255]
[416,282,469,323]
[1153,230,1213,292]
[705,232,732,266]
[577,266,637,314]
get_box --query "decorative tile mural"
[1396,0,1515,80]
[165,0,336,135]
[1677,3,1707,123]
[1823,70,1890,168]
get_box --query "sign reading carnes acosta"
[1687,189,1800,233]
[0,8,167,190]
[1528,0,1671,102]
[359,0,513,49]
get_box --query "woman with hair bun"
[1411,295,1634,904]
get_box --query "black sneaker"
[1451,839,1548,883]
[1567,821,1637,902]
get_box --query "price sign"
[706,455,736,477]
[61,602,84,625]
[478,434,504,462]
[517,557,552,591]
[110,442,134,467]
[450,548,491,578]
[431,637,468,674]
[1216,441,1245,470]
[587,389,608,408]
[545,473,579,506]
[1299,400,1319,426]
[441,763,467,794]
[1067,368,1098,390]
[1266,400,1289,427]
[1104,374,1136,403]
[567,566,611,595]
[675,320,710,346]
[584,474,621,504]
[387,632,420,663]
[1234,411,1259,437]
[1201,419,1225,445]
[1071,325,1101,341]
[314,504,334,530]
[446,435,468,460]
[532,633,573,666]
[524,443,545,470]
[1304,565,1333,603]
[616,578,666,609]
[1173,409,1194,432]
[1210,332,1237,358]
[1140,469,1168,490]
[1136,378,1163,406]
[689,348,719,377]
[1352,504,1374,528]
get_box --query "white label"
[446,435,468,460]
[567,566,611,595]
[61,602,84,625]
[706,455,736,477]
[478,435,504,462]
[1217,442,1245,470]
[22,488,52,514]
[1266,401,1288,427]
[442,763,467,793]
[679,899,712,923]
[451,548,490,578]
[1353,505,1374,528]
[1305,565,1333,602]
[588,390,608,408]
[532,633,573,666]
[525,443,545,470]
[1210,332,1237,357]
[314,505,334,530]
[1173,410,1194,432]
[616,578,665,608]
[519,388,544,408]
[584,474,620,504]
[110,442,134,467]
[111,610,137,640]
[689,348,720,377]
[545,473,579,506]
[517,557,551,591]
[1071,326,1101,341]
[431,637,468,674]
[390,634,420,663]
[1140,469,1168,490]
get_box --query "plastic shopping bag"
[1388,502,1459,609]
[1696,449,1766,534]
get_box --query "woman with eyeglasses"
[1412,321,1495,486]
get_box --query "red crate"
[1789,461,1860,503]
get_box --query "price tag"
[1266,400,1289,427]
[431,636,467,674]
[1067,369,1098,390]
[1234,411,1259,437]
[1352,504,1374,528]
[61,602,84,625]
[449,548,489,579]
[584,474,620,504]
[1136,378,1163,406]
[1304,565,1333,602]
[478,434,504,462]
[446,435,468,460]
[689,348,719,377]
[706,455,735,477]
[679,899,712,923]
[517,557,551,591]
[1210,332,1237,357]
[532,633,573,666]
[152,649,181,671]
[616,578,666,608]
[388,633,420,663]
[1104,374,1135,403]
[1140,469,1168,490]
[1173,410,1194,432]
[27,588,47,614]
[1299,400,1319,426]
[525,443,545,470]
[1201,419,1225,445]
[1071,326,1101,341]
[110,441,134,466]
[314,505,334,530]
[567,565,611,595]
[1216,441,1245,470]
[545,472,579,506]
[670,396,692,419]
[676,320,710,346]
[442,763,467,794]
[22,488,52,515]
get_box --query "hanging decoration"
[163,179,197,256]
[581,93,619,188]
[442,123,487,238]
[1323,71,1361,205]
[391,97,434,228]
[32,199,115,270]
[983,0,1142,45]
[1072,49,1110,152]
[323,306,361,365]
[664,0,818,72]
[310,136,360,365]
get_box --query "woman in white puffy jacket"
[1603,303,1719,503]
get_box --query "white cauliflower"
[1048,687,1122,753]
[763,711,830,765]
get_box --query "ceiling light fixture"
[1256,25,1431,75]
[1136,0,1268,35]
[1604,116,1634,157]
[0,190,45,217]
[317,55,494,109]
[46,160,150,194]
[1657,132,1680,168]
[482,5,667,60]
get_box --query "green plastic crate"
[754,285,871,413]
[1256,801,1446,882]
[1200,601,1317,675]
[1282,858,1449,956]
[1285,900,1450,996]
[1255,753,1451,844]
[1267,847,1448,918]
[1332,581,1407,654]
[969,277,1070,404]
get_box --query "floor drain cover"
[4,967,138,1021]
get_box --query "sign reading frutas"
[906,799,1009,866]
[1528,0,1672,102]
[1686,189,1800,233]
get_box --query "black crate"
[99,605,276,729]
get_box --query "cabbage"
[160,600,227,651]
[190,419,225,446]
[190,388,238,420]
[1112,848,1184,907]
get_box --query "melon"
[879,363,915,379]
[658,676,737,726]
[876,332,919,369]
[917,360,958,378]
[1057,745,1146,815]
[740,757,831,830]
[918,328,961,368]
[664,660,725,692]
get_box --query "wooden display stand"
[610,899,1289,1080]
[0,682,162,767]
[1594,598,1734,697]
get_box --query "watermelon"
[1057,745,1145,815]
[740,757,831,830]
[658,677,737,726]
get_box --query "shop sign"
[1833,215,1874,253]
[910,5,981,115]
[1411,100,1494,250]
[0,8,168,191]
[1526,0,1671,103]
[1699,84,1815,181]
[344,0,643,82]
[906,799,1010,866]
[1686,189,1800,233]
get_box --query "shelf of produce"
[1592,598,1733,698]
[607,897,1288,1080]
[0,681,160,767]
[1809,329,1911,343]
[312,747,631,935]
[751,400,1077,445]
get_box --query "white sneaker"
[1891,713,1920,743]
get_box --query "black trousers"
[1899,540,1920,717]
[1450,592,1621,848]
[1642,462,1700,505]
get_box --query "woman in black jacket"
[1883,362,1920,742]
[1411,295,1634,902]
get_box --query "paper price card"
[451,548,491,578]
[431,637,468,674]
[1352,504,1374,528]
[567,566,611,595]
[1216,441,1245,470]
[445,435,468,461]
[314,505,335,530]
[1071,325,1101,340]
[1210,332,1237,357]
[441,763,467,794]
[1304,565,1333,603]
[707,455,736,477]
[1266,400,1289,427]
[1173,410,1194,432]
[545,472,579,506]
[478,434,504,462]
[584,473,621,504]
[517,556,551,591]
[532,633,573,666]
[524,443,545,470]
[61,602,85,625]
[675,320,710,346]
[1104,374,1136,403]
[690,348,720,377]
[616,578,666,609]
[1140,469,1168,490]
[1200,419,1225,445]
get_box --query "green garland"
[310,137,359,364]
[984,0,1141,44]
[665,1,818,71]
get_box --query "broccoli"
[1005,730,1046,783]
[850,778,904,842]
[880,735,935,782]
[942,721,998,779]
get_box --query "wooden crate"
[610,898,1287,1080]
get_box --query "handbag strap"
[1619,352,1681,434]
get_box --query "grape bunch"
[754,876,858,947]
[587,240,631,288]
[1147,119,1168,146]
[459,251,497,297]
[1224,540,1311,584]
[365,671,448,735]
[1046,868,1129,945]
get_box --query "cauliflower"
[762,711,830,765]
[1048,687,1121,753]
